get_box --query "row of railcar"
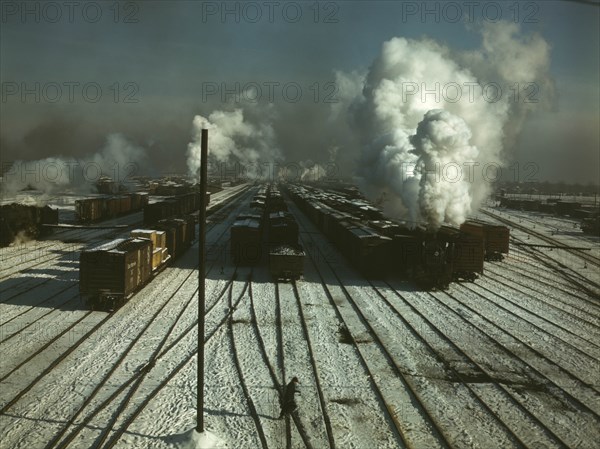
[267,185,304,279]
[0,203,59,247]
[231,185,267,265]
[75,193,149,222]
[79,215,196,310]
[143,192,210,225]
[499,196,599,219]
[286,184,509,289]
[230,184,305,278]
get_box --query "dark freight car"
[155,216,195,260]
[461,220,509,261]
[79,238,153,310]
[439,226,484,281]
[269,244,305,279]
[268,211,299,246]
[231,216,262,265]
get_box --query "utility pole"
[197,129,208,433]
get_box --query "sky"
[1,0,599,185]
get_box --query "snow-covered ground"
[1,190,598,448]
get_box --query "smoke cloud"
[1,133,150,199]
[342,21,553,229]
[186,108,282,180]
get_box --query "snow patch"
[164,428,227,449]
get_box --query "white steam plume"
[411,110,478,228]
[342,21,553,229]
[1,133,149,200]
[186,108,282,180]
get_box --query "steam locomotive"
[0,203,59,247]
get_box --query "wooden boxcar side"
[79,238,153,309]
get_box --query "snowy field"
[1,187,599,449]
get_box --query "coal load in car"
[269,244,305,279]
[231,216,262,265]
[79,238,153,310]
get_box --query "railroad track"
[274,283,292,449]
[422,285,600,444]
[0,188,255,448]
[482,268,600,334]
[290,280,334,448]
[0,282,79,326]
[289,191,584,448]
[244,278,296,448]
[49,189,255,448]
[482,209,600,268]
[487,260,599,307]
[49,270,203,449]
[509,233,600,299]
[56,275,247,449]
[371,281,563,448]
[1,187,254,345]
[454,281,600,395]
[288,198,439,449]
[227,271,270,449]
[45,194,254,448]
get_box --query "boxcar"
[438,226,484,281]
[79,238,153,310]
[461,220,509,261]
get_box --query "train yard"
[0,184,598,449]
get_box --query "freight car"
[231,215,263,265]
[75,192,149,222]
[460,219,510,261]
[581,215,600,236]
[269,244,305,279]
[79,216,196,310]
[268,211,299,246]
[143,192,210,225]
[0,203,59,247]
[80,238,153,310]
[286,184,490,287]
[438,226,484,282]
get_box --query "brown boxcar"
[461,220,509,261]
[439,226,484,281]
[75,197,105,222]
[119,195,132,214]
[105,197,121,217]
[79,238,153,310]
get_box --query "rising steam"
[186,108,282,179]
[1,133,149,200]
[341,21,553,229]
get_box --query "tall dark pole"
[197,129,208,433]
